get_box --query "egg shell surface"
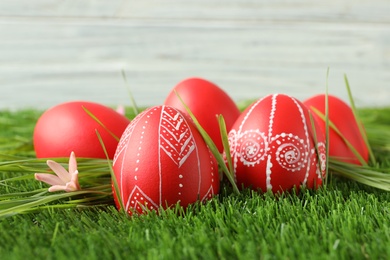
[112,105,219,215]
[303,94,369,165]
[164,77,241,152]
[33,101,130,159]
[228,94,326,194]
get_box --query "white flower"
[35,152,80,192]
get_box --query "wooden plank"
[0,0,389,110]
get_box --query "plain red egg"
[227,94,326,194]
[112,105,220,215]
[33,101,130,159]
[303,94,369,165]
[164,77,241,152]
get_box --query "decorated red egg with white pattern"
[112,105,220,215]
[227,94,326,194]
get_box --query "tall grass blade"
[95,130,124,213]
[344,74,376,165]
[0,189,106,219]
[51,222,60,246]
[310,107,367,166]
[324,68,330,185]
[329,160,390,191]
[308,112,326,184]
[174,91,240,194]
[218,115,234,179]
[83,106,120,142]
[121,69,139,116]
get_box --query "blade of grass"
[344,74,376,165]
[83,106,120,142]
[0,189,47,201]
[329,160,390,191]
[51,222,60,246]
[121,69,139,116]
[218,115,234,180]
[310,107,368,166]
[174,91,240,194]
[324,68,330,185]
[308,112,326,184]
[0,189,107,219]
[95,130,125,213]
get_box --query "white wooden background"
[1,0,389,110]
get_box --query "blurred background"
[1,0,389,110]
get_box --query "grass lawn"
[0,107,389,259]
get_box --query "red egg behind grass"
[164,77,241,152]
[112,105,220,215]
[227,94,326,194]
[303,94,369,165]
[33,101,130,159]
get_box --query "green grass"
[0,107,389,259]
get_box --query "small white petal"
[48,185,68,192]
[68,152,78,177]
[70,170,80,190]
[47,160,71,183]
[35,173,63,186]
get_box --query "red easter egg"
[34,101,130,159]
[227,94,326,194]
[303,94,369,165]
[112,105,220,215]
[164,77,241,152]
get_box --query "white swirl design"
[272,133,308,172]
[236,130,268,166]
